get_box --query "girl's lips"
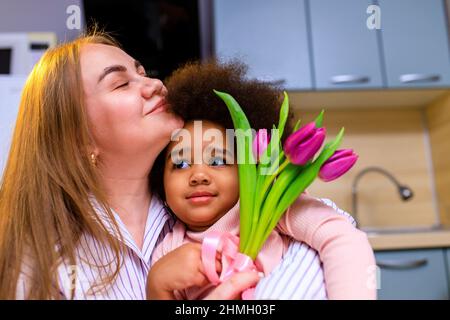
[186,192,217,205]
[187,195,216,205]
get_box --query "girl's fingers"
[203,271,260,300]
[216,257,222,274]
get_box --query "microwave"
[0,32,56,75]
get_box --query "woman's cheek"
[110,94,142,120]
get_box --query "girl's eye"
[209,157,226,166]
[115,82,129,89]
[174,160,190,169]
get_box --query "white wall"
[0,76,26,175]
[0,0,84,42]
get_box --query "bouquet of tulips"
[214,90,358,260]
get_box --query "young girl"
[147,61,376,300]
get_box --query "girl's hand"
[204,271,260,300]
[147,243,220,299]
[146,242,260,300]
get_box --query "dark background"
[83,0,201,80]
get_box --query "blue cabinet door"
[375,249,449,300]
[213,0,312,90]
[447,249,450,293]
[309,0,384,90]
[378,0,450,88]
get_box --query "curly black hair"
[150,60,293,201]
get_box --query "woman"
[0,32,259,299]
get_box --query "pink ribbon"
[201,231,258,300]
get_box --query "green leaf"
[292,119,301,133]
[214,90,257,251]
[247,163,301,258]
[277,92,290,139]
[315,109,325,128]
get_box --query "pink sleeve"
[277,194,377,300]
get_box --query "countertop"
[366,226,450,251]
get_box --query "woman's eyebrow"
[97,60,143,83]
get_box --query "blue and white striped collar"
[88,193,171,265]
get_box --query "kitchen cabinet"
[447,249,450,291]
[210,0,450,92]
[375,248,449,300]
[378,0,450,88]
[213,0,312,90]
[309,0,384,90]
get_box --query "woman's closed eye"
[113,68,147,90]
[114,81,129,89]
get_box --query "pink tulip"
[252,129,270,162]
[284,122,326,165]
[319,149,358,182]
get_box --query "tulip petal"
[252,129,269,162]
[319,153,358,182]
[284,122,316,154]
[290,128,326,165]
[327,149,353,162]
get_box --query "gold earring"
[90,153,97,167]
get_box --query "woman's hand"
[146,242,260,300]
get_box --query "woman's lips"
[146,99,168,115]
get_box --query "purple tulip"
[284,122,326,165]
[252,129,270,162]
[319,149,358,182]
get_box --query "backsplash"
[426,92,450,227]
[292,105,439,229]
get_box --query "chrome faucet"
[351,166,414,227]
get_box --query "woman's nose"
[141,78,166,99]
[189,170,211,186]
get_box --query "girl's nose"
[189,170,211,186]
[141,78,166,99]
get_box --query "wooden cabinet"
[375,248,450,299]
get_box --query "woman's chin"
[149,110,183,130]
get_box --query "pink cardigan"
[151,193,376,299]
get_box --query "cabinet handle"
[377,258,428,270]
[399,74,440,83]
[330,75,370,84]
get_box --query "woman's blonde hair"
[0,30,126,299]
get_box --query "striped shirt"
[17,196,354,300]
[255,199,356,300]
